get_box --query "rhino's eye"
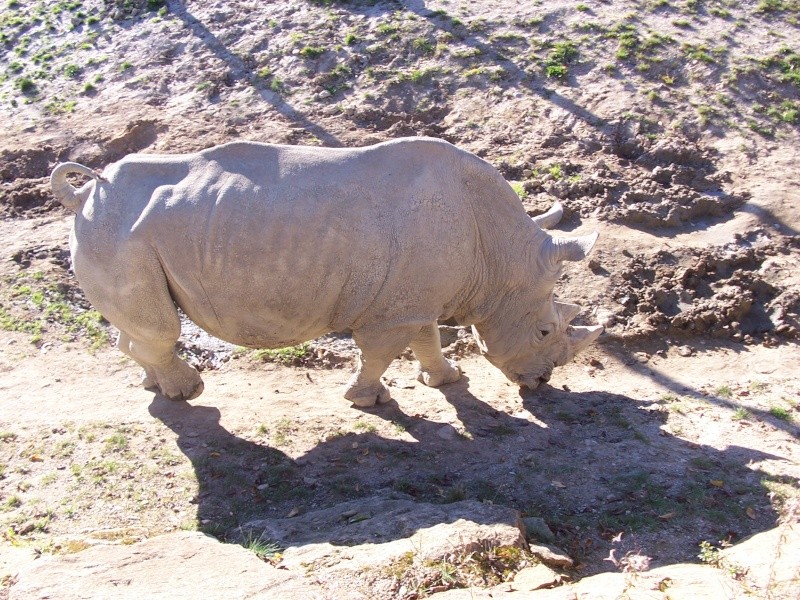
[540,330,550,338]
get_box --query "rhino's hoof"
[163,379,204,402]
[417,360,462,388]
[345,383,391,408]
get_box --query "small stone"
[677,345,694,357]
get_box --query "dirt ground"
[1,0,799,597]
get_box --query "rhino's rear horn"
[547,231,599,265]
[531,201,564,229]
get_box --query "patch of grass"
[544,41,578,78]
[63,63,81,78]
[251,343,311,365]
[412,37,434,54]
[0,431,18,442]
[682,43,716,63]
[714,385,733,398]
[104,433,128,453]
[509,181,526,199]
[761,46,800,86]
[376,21,399,37]
[14,76,36,94]
[732,407,750,421]
[769,406,793,421]
[299,45,325,59]
[243,532,282,563]
[352,420,376,433]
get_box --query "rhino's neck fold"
[455,223,555,331]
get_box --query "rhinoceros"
[50,137,602,406]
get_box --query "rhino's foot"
[344,381,391,408]
[141,367,157,390]
[416,359,462,388]
[146,358,205,401]
[161,379,204,402]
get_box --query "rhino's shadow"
[148,373,788,570]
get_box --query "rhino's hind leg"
[345,325,420,407]
[79,257,204,402]
[410,323,461,388]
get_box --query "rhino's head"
[472,229,603,389]
[473,306,603,389]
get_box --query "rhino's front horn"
[546,231,600,264]
[568,325,604,358]
[547,231,599,264]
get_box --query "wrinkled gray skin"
[51,138,602,406]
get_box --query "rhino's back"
[78,139,504,347]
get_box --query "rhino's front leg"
[117,331,203,402]
[345,325,420,407]
[410,322,462,388]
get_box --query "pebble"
[677,345,694,357]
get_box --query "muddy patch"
[594,234,800,343]
[523,136,748,229]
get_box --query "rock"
[437,423,459,440]
[521,516,555,543]
[677,345,694,357]
[720,524,800,598]
[527,542,574,568]
[9,531,322,599]
[511,563,562,590]
[438,325,464,347]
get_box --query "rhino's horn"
[531,201,564,229]
[546,231,599,264]
[568,325,603,356]
[555,301,582,324]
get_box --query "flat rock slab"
[9,531,323,600]
[242,494,524,549]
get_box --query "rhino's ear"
[546,231,599,264]
[555,301,582,324]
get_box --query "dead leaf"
[287,507,300,518]
[551,480,566,489]
[29,454,44,462]
[611,532,623,543]
[746,507,756,519]
[710,480,724,488]
[658,512,676,521]
[209,451,221,458]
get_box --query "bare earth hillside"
[1,1,798,598]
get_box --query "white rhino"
[51,137,602,406]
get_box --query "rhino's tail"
[50,162,104,212]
